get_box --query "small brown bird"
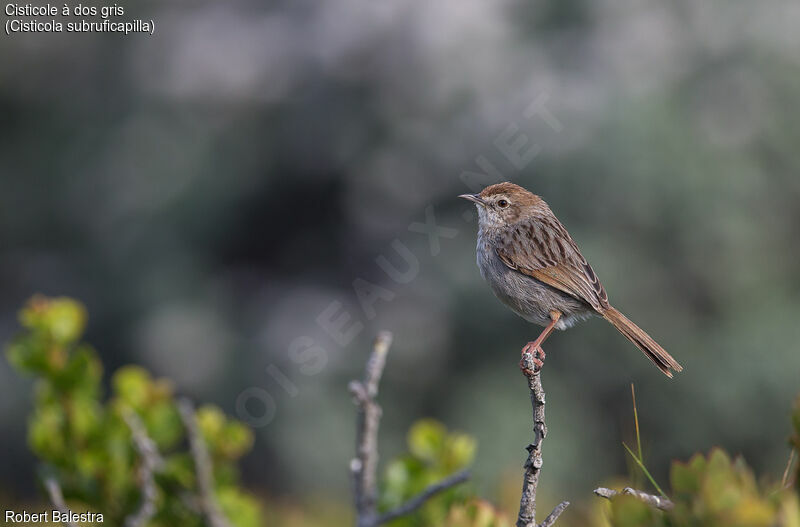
[460,182,682,377]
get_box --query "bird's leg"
[519,311,562,375]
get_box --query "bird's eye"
[497,199,509,208]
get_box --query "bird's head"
[459,182,545,229]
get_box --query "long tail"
[601,306,682,378]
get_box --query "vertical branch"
[123,410,162,527]
[516,367,546,526]
[178,398,232,527]
[350,331,393,527]
[516,353,569,527]
[349,332,469,527]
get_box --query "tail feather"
[601,306,682,378]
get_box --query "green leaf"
[29,403,66,459]
[60,345,103,395]
[384,458,411,492]
[67,394,103,443]
[444,499,511,527]
[143,400,182,450]
[161,453,196,488]
[20,296,87,345]
[687,452,707,476]
[6,334,50,374]
[444,432,477,470]
[218,421,254,460]
[217,487,263,527]
[112,366,152,409]
[670,460,699,494]
[408,419,446,463]
[707,447,732,473]
[197,405,226,444]
[609,495,657,527]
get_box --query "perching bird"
[460,182,682,377]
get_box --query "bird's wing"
[495,215,609,311]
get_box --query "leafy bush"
[599,412,800,527]
[791,395,800,492]
[7,295,800,527]
[443,499,511,527]
[379,419,489,526]
[604,448,800,527]
[6,295,262,526]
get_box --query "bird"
[460,182,682,378]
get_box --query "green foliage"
[600,386,800,527]
[443,499,511,527]
[9,295,800,527]
[380,419,477,526]
[602,449,800,527]
[791,395,800,491]
[5,295,262,526]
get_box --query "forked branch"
[350,331,469,527]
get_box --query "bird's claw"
[519,343,545,376]
[521,341,546,359]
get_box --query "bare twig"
[178,398,232,527]
[123,410,163,527]
[516,352,569,527]
[44,477,79,527]
[781,449,796,489]
[593,487,674,511]
[350,332,469,527]
[350,331,392,527]
[538,500,570,527]
[376,469,470,525]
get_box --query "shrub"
[6,295,262,527]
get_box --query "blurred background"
[2,0,800,522]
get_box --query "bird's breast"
[475,230,594,328]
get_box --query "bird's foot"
[519,342,545,376]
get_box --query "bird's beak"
[458,193,485,205]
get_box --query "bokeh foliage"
[792,395,800,492]
[370,402,800,527]
[6,295,262,526]
[380,418,478,526]
[5,295,800,526]
[585,386,800,527]
[601,449,800,527]
[443,499,512,527]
